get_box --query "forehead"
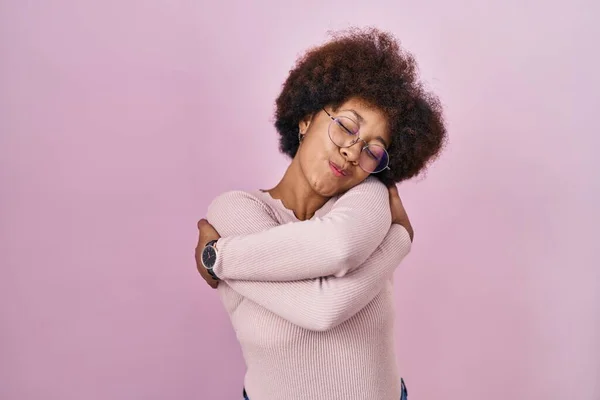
[333,98,391,143]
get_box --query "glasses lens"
[360,144,389,173]
[329,116,359,147]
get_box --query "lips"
[329,161,348,177]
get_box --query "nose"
[340,139,364,163]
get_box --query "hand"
[388,185,414,242]
[195,219,222,289]
[197,218,221,249]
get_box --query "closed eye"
[365,148,378,159]
[335,119,355,135]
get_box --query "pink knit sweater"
[207,177,412,400]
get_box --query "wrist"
[201,240,220,280]
[206,267,219,280]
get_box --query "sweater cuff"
[211,237,226,279]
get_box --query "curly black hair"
[274,27,447,185]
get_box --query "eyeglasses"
[322,108,390,174]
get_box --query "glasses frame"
[322,108,391,174]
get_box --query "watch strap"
[204,240,220,280]
[206,267,219,281]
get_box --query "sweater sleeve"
[225,224,411,331]
[207,177,391,282]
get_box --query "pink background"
[1,1,598,399]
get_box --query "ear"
[298,113,314,134]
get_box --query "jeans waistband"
[243,377,407,399]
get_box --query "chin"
[310,176,348,198]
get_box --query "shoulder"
[332,176,389,204]
[323,177,391,228]
[209,190,270,210]
[359,176,389,194]
[207,190,283,232]
[359,176,388,191]
[208,190,277,219]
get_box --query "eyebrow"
[340,109,389,148]
[341,109,365,123]
[374,136,389,148]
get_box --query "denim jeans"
[243,377,408,399]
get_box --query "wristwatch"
[201,239,219,280]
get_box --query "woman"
[195,28,446,400]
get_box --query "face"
[296,97,391,197]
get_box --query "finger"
[195,228,204,248]
[197,264,219,288]
[197,219,209,248]
[197,218,208,230]
[388,185,400,201]
[203,273,219,289]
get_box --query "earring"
[298,130,304,143]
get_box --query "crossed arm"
[204,178,412,331]
[208,177,393,281]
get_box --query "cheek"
[323,137,341,155]
[300,136,333,165]
[298,144,320,170]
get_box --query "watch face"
[201,245,217,269]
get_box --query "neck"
[267,157,329,221]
